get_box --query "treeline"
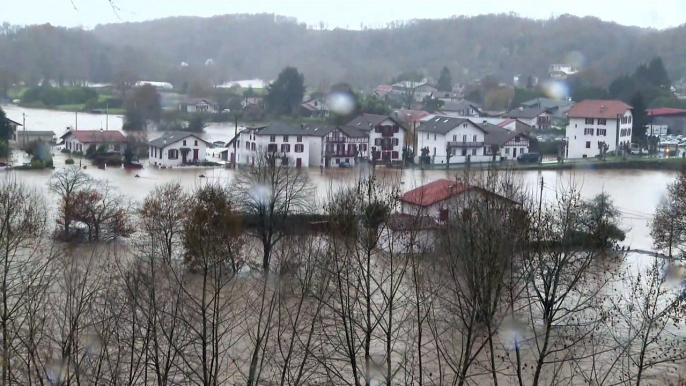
[0,155,683,385]
[4,14,686,94]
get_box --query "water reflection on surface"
[2,104,677,250]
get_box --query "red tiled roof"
[567,100,632,119]
[400,179,471,207]
[497,118,516,127]
[61,130,127,144]
[646,107,686,116]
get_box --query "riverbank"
[411,156,686,172]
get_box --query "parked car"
[630,143,641,155]
[338,161,352,168]
[517,152,541,163]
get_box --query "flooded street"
[3,105,677,250]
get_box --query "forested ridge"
[2,13,686,89]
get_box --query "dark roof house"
[346,114,406,131]
[418,116,486,134]
[505,107,551,120]
[148,132,209,148]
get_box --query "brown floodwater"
[3,104,677,250]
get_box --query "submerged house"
[148,131,209,167]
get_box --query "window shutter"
[375,138,381,145]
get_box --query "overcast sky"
[4,0,686,30]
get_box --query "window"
[392,138,399,146]
[515,136,520,142]
[183,140,187,146]
[597,129,607,136]
[461,148,467,156]
[295,144,304,153]
[586,141,591,148]
[345,158,349,163]
[391,151,399,159]
[360,144,367,152]
[629,116,632,123]
[598,118,607,125]
[267,144,277,153]
[251,143,256,151]
[376,127,382,133]
[426,133,429,139]
[471,148,477,155]
[168,149,178,159]
[453,135,457,141]
[283,136,289,142]
[628,128,632,136]
[246,141,250,149]
[433,134,436,140]
[281,144,291,153]
[270,135,276,142]
[585,118,594,125]
[473,135,477,142]
[521,148,525,154]
[113,144,120,152]
[297,135,302,143]
[375,138,381,145]
[394,125,399,133]
[336,158,340,164]
[462,135,467,142]
[584,128,594,135]
[194,140,198,146]
[505,148,510,154]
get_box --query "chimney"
[519,107,524,111]
[163,139,167,145]
[301,123,304,130]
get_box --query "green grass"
[7,87,28,100]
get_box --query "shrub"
[65,158,75,165]
[73,151,84,157]
[61,148,71,154]
[86,146,96,157]
[29,159,44,169]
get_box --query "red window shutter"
[393,138,399,146]
[394,125,399,133]
[392,151,399,159]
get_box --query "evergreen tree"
[266,66,305,117]
[437,66,453,92]
[630,92,647,145]
[647,57,670,88]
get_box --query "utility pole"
[106,103,109,131]
[233,114,238,169]
[538,176,544,223]
[75,111,78,131]
[22,113,26,150]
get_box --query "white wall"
[64,135,126,154]
[566,110,633,159]
[416,121,487,164]
[369,118,405,162]
[308,137,323,167]
[233,132,312,168]
[149,136,207,167]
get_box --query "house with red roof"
[398,178,511,220]
[60,129,128,154]
[565,100,633,159]
[646,107,686,136]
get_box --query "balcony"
[326,151,356,157]
[326,137,347,143]
[448,141,485,148]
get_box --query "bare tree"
[0,177,55,386]
[49,167,94,241]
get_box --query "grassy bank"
[411,156,686,172]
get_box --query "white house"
[480,123,531,159]
[505,107,552,130]
[60,130,127,154]
[148,132,210,167]
[390,80,438,102]
[549,64,579,79]
[346,114,406,164]
[135,81,174,90]
[565,100,633,159]
[398,178,514,220]
[225,122,313,168]
[5,118,21,142]
[179,98,219,113]
[416,116,490,165]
